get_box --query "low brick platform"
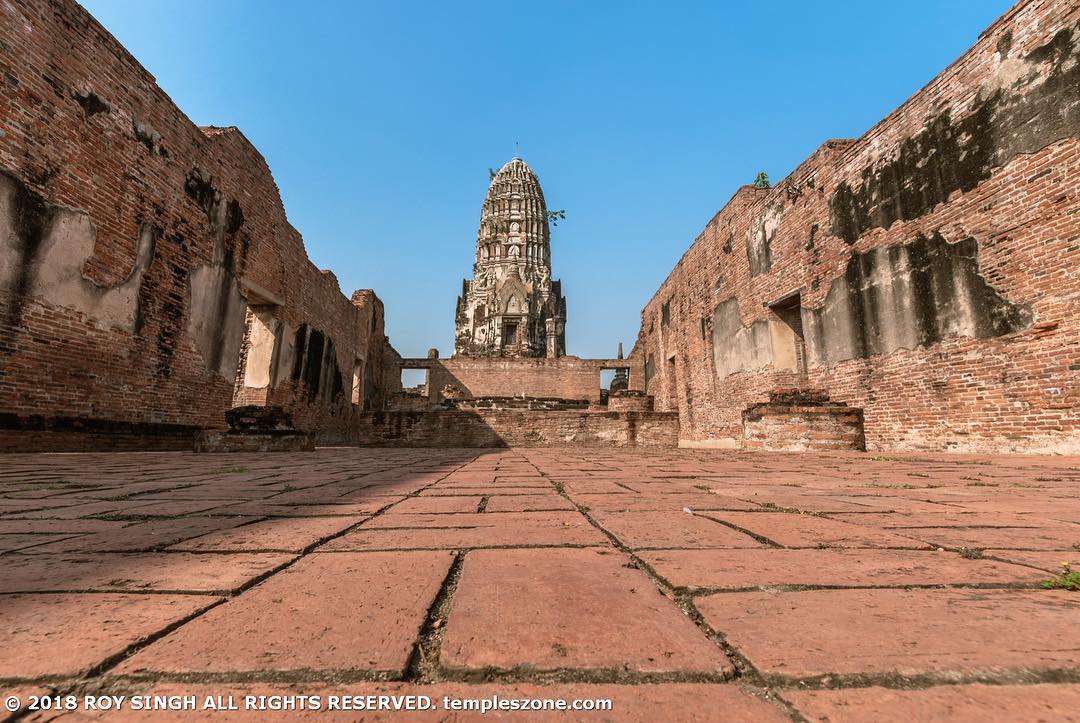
[353,410,679,447]
[1,448,1078,720]
[608,389,654,412]
[743,390,866,451]
[449,397,591,411]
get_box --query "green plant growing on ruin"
[1040,565,1079,591]
[958,547,984,559]
[752,171,770,189]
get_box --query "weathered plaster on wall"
[711,298,773,378]
[0,171,155,334]
[803,233,1033,365]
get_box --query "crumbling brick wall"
[353,410,678,448]
[0,0,392,449]
[633,0,1080,453]
[389,356,644,406]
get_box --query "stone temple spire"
[454,157,567,357]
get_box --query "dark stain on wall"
[291,324,309,382]
[183,168,251,379]
[804,232,1033,364]
[322,336,344,402]
[225,199,244,235]
[289,323,345,402]
[303,328,326,397]
[73,90,110,118]
[1,171,51,340]
[184,170,218,220]
[829,23,1080,244]
[153,254,189,378]
[3,171,162,363]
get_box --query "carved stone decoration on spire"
[454,157,567,357]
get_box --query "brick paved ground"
[1,448,1079,721]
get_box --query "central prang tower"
[454,157,566,357]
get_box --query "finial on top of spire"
[514,140,520,158]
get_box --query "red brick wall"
[393,356,644,405]
[353,410,678,448]
[0,0,392,449]
[633,0,1080,453]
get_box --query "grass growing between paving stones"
[1040,568,1080,591]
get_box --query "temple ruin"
[455,157,566,359]
[0,0,1077,454]
[3,3,1079,716]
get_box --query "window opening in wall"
[351,359,364,407]
[768,293,807,379]
[599,369,615,405]
[401,368,429,397]
[598,366,630,405]
[665,355,677,411]
[234,304,280,406]
[501,320,519,347]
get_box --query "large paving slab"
[168,516,366,552]
[641,548,1047,590]
[483,493,575,512]
[441,548,731,675]
[696,588,1080,679]
[1,593,214,678]
[587,510,764,549]
[391,496,484,514]
[893,525,1080,550]
[983,549,1080,572]
[698,511,931,548]
[321,510,607,550]
[22,517,257,553]
[119,551,453,675]
[0,552,293,593]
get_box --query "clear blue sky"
[81,0,1013,359]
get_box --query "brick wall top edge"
[18,0,372,323]
[636,0,1067,317]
